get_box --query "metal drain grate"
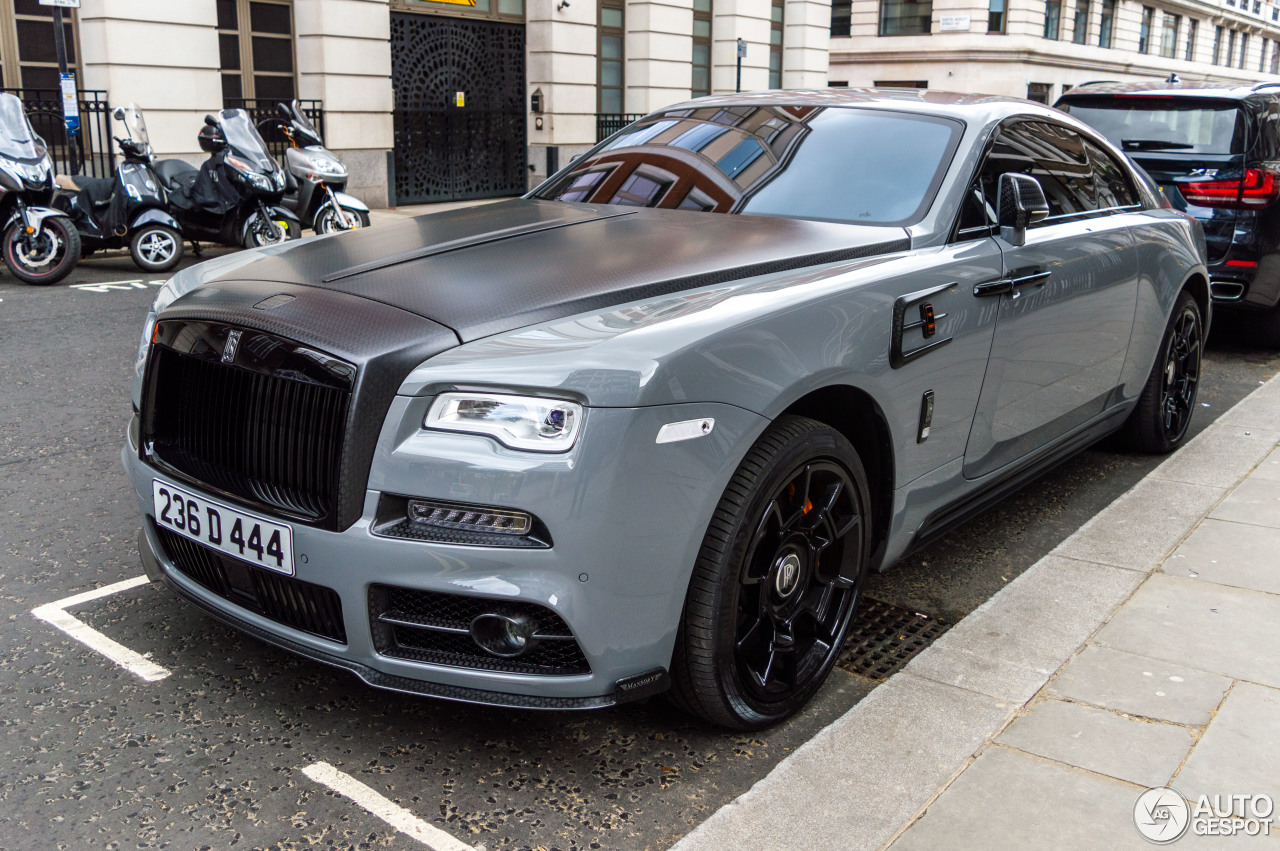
[838,597,949,680]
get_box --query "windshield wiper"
[1121,139,1195,151]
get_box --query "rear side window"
[1058,96,1243,155]
[1081,138,1138,208]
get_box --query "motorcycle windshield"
[121,103,150,147]
[289,100,323,145]
[0,93,47,162]
[219,108,276,171]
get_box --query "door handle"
[973,278,1013,297]
[1010,269,1051,289]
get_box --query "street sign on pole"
[736,38,745,93]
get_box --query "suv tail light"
[1180,168,1280,210]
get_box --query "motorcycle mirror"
[204,114,219,127]
[112,106,125,121]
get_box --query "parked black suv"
[1057,81,1280,344]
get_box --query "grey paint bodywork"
[123,91,1207,705]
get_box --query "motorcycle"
[150,108,300,251]
[267,99,370,234]
[54,104,185,274]
[0,92,80,285]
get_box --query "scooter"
[267,100,369,233]
[54,104,185,274]
[0,92,80,285]
[150,109,300,251]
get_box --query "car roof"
[654,88,1070,125]
[1058,80,1280,101]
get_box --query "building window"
[1273,7,1278,21]
[1071,0,1089,42]
[1043,0,1061,38]
[1240,32,1249,68]
[1027,82,1052,104]
[598,0,624,114]
[1138,6,1153,53]
[769,0,784,88]
[828,80,850,86]
[218,0,295,105]
[1098,0,1115,47]
[1255,0,1262,13]
[988,0,1005,31]
[1227,29,1236,66]
[1186,19,1197,61]
[1262,37,1269,71]
[1,0,80,89]
[693,0,711,96]
[1272,38,1280,71]
[1160,13,1179,57]
[831,0,851,36]
[1213,25,1223,63]
[875,79,928,86]
[880,0,933,35]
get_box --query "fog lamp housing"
[407,499,532,536]
[470,612,539,657]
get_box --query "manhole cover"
[838,597,949,680]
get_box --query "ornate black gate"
[390,13,527,204]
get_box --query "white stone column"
[76,0,222,158]
[528,0,601,183]
[782,0,830,87]
[713,0,771,93]
[626,0,695,112]
[293,0,394,207]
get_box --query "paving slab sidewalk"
[673,375,1280,851]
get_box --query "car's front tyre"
[670,415,871,729]
[1124,290,1203,453]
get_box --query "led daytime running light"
[407,499,532,536]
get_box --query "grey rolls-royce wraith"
[124,90,1207,729]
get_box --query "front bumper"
[123,399,767,707]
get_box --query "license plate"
[152,480,295,576]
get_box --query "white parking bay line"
[31,575,170,682]
[302,762,476,851]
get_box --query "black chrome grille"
[142,323,352,526]
[155,524,347,643]
[369,584,590,676]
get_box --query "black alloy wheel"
[1125,290,1203,453]
[670,415,871,729]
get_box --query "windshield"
[120,103,150,147]
[219,108,276,170]
[289,100,322,144]
[531,105,962,226]
[1059,96,1243,155]
[0,92,46,162]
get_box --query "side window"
[976,121,1099,223]
[1081,138,1138,209]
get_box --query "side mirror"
[204,114,219,127]
[997,172,1050,246]
[111,106,125,121]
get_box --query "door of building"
[390,12,526,204]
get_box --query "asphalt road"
[1,247,1278,851]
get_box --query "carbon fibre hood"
[211,198,910,342]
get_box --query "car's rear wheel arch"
[780,385,894,569]
[1182,272,1210,328]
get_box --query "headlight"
[424,392,583,452]
[307,156,346,177]
[273,168,286,189]
[248,172,273,192]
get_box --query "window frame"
[1185,18,1198,62]
[218,0,298,106]
[597,0,625,114]
[693,0,712,96]
[949,117,1144,245]
[0,2,83,90]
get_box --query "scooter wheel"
[314,205,370,234]
[129,224,184,274]
[243,214,300,248]
[3,216,81,285]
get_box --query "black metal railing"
[226,98,325,162]
[595,112,645,142]
[3,87,113,178]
